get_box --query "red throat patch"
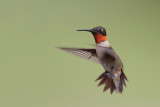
[93,34,107,44]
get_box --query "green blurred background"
[0,0,160,107]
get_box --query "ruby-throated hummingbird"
[58,26,128,94]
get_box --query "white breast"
[99,40,110,47]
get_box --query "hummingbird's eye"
[95,30,99,33]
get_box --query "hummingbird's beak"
[76,29,91,32]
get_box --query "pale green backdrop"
[0,0,160,107]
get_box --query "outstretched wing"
[58,47,100,63]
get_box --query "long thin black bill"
[76,29,91,32]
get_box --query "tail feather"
[96,70,128,94]
[98,77,108,86]
[110,81,116,94]
[103,78,112,92]
[96,73,105,81]
[119,79,123,93]
[120,72,126,87]
[121,70,128,81]
[96,72,115,93]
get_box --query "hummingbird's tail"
[95,70,128,94]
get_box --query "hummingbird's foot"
[104,71,113,78]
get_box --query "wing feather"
[58,47,100,63]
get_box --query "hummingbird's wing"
[58,47,100,63]
[96,45,123,64]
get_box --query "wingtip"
[56,47,66,50]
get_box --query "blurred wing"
[58,47,100,63]
[96,45,123,71]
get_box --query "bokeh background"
[0,0,160,107]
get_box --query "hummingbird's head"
[77,26,108,44]
[89,26,107,36]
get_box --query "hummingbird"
[58,26,128,94]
